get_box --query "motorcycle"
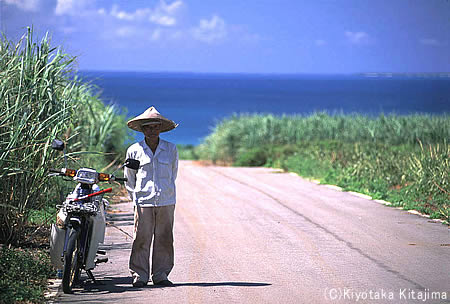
[49,139,139,293]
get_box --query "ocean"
[80,71,450,145]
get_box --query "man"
[124,106,179,287]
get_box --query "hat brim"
[127,118,178,133]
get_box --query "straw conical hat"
[127,106,178,133]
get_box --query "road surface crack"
[211,168,426,290]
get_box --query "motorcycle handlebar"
[48,168,127,182]
[114,177,127,182]
[49,168,66,176]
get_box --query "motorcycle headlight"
[74,169,98,184]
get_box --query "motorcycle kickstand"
[86,270,101,285]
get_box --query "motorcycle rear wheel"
[62,228,81,294]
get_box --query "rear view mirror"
[125,159,140,170]
[51,139,65,151]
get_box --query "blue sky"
[1,0,449,74]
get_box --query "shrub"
[0,247,54,303]
[234,147,269,167]
[177,144,199,160]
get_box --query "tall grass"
[198,113,449,162]
[0,28,131,244]
[63,82,131,170]
[0,29,76,244]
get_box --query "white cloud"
[150,0,183,26]
[150,15,176,26]
[5,0,244,50]
[109,1,183,26]
[54,0,95,16]
[420,38,440,46]
[104,2,185,43]
[315,39,326,46]
[4,0,41,11]
[192,15,227,43]
[164,0,183,14]
[345,31,369,45]
[110,5,151,21]
[55,0,73,15]
[110,5,132,20]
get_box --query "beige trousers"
[129,204,175,283]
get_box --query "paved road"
[55,160,450,304]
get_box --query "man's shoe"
[154,279,174,286]
[133,281,147,288]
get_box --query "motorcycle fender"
[69,217,82,226]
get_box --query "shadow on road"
[171,282,272,288]
[76,277,271,294]
[78,277,135,294]
[106,212,134,227]
[106,213,134,221]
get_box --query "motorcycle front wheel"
[62,228,81,294]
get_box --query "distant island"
[360,72,450,78]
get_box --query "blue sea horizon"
[80,70,450,146]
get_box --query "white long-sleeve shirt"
[124,139,178,207]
